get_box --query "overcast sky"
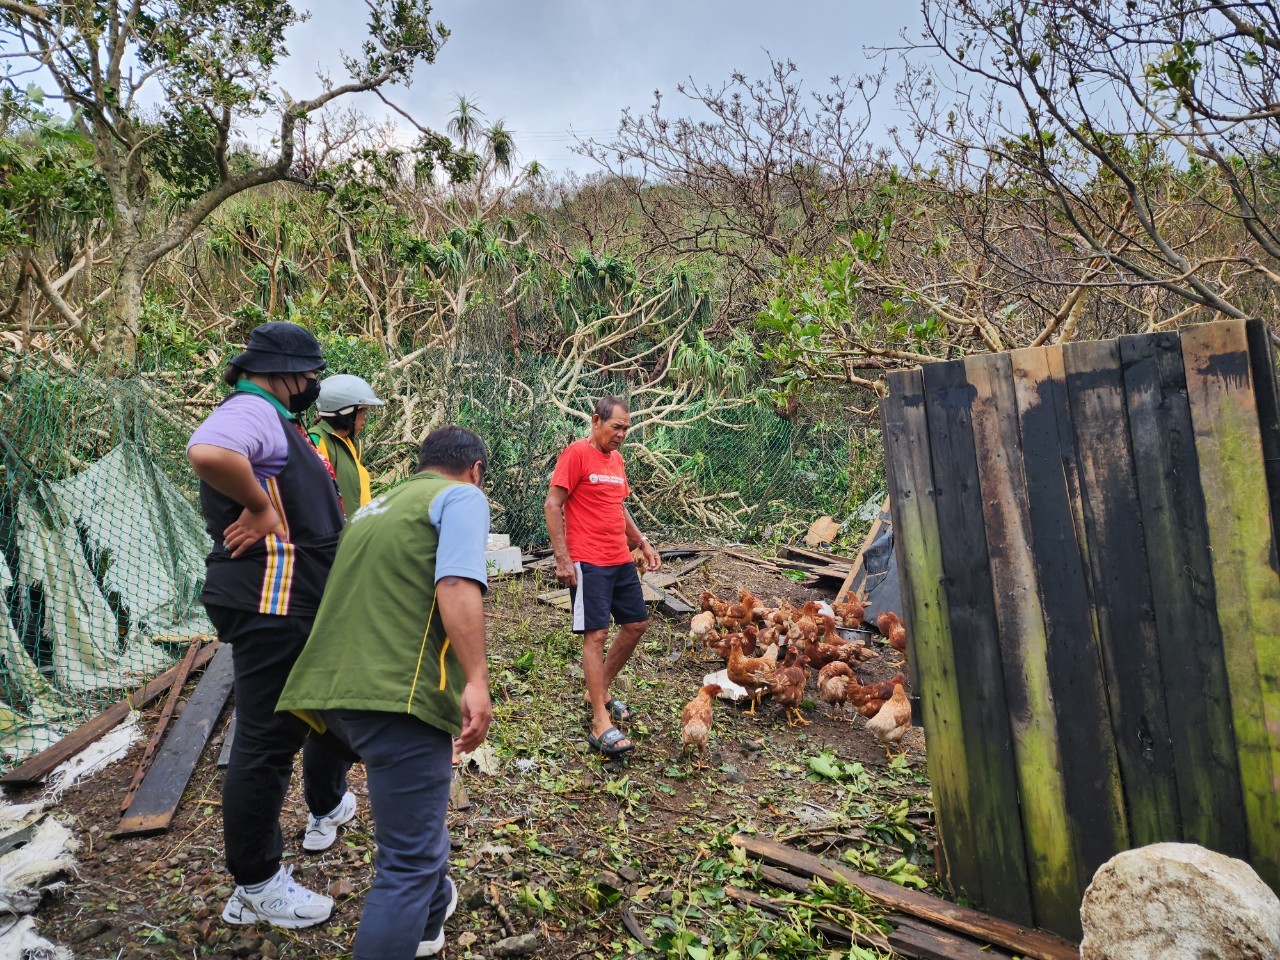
[272,1,926,174]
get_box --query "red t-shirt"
[550,438,633,566]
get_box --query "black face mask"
[282,376,321,415]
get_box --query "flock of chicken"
[679,589,913,768]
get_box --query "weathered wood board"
[1063,338,1181,846]
[1180,319,1280,889]
[1010,345,1128,888]
[883,319,1280,934]
[883,370,983,911]
[965,352,1080,938]
[734,834,1080,960]
[1118,331,1248,857]
[114,643,236,837]
[920,358,1034,926]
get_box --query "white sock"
[242,870,278,895]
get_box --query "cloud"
[273,0,921,173]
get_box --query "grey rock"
[1080,842,1280,960]
[492,933,539,956]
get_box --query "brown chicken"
[817,661,855,721]
[852,671,907,706]
[801,634,846,669]
[866,680,912,758]
[795,600,823,623]
[738,588,769,622]
[727,638,779,716]
[681,683,722,769]
[765,649,811,727]
[740,623,761,658]
[853,697,886,719]
[706,630,738,662]
[877,610,909,663]
[689,611,717,654]
[832,596,866,628]
[700,592,730,619]
[767,601,795,628]
[802,632,877,669]
[818,614,876,661]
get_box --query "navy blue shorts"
[569,561,648,633]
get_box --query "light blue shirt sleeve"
[430,484,491,594]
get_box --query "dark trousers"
[205,604,352,886]
[324,710,454,960]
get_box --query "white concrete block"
[486,533,511,550]
[485,546,523,575]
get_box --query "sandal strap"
[597,726,628,747]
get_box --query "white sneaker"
[221,865,334,929]
[415,877,458,957]
[303,790,357,852]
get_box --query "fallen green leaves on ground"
[36,553,937,959]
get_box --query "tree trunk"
[99,260,143,371]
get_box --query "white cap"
[316,374,384,415]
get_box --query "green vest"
[277,471,469,735]
[309,420,369,520]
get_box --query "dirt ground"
[19,548,934,960]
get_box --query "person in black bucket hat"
[186,321,357,929]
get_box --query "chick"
[681,683,723,769]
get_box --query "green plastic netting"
[0,347,875,769]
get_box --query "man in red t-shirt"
[544,396,662,757]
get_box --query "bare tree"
[581,56,892,330]
[901,0,1280,334]
[0,0,449,365]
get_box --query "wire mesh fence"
[0,345,878,769]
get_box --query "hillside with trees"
[3,0,1280,539]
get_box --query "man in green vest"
[278,425,492,960]
[310,374,384,519]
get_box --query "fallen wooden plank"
[835,497,891,604]
[733,834,1079,960]
[728,883,1014,960]
[538,568,695,613]
[664,554,711,576]
[216,713,236,768]
[781,544,857,566]
[755,864,1017,960]
[722,549,782,571]
[1,643,220,786]
[725,885,888,952]
[657,594,695,615]
[119,639,205,813]
[114,643,236,837]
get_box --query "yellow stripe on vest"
[406,593,441,713]
[332,432,372,507]
[437,637,451,691]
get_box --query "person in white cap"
[309,374,385,519]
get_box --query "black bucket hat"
[229,321,327,374]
